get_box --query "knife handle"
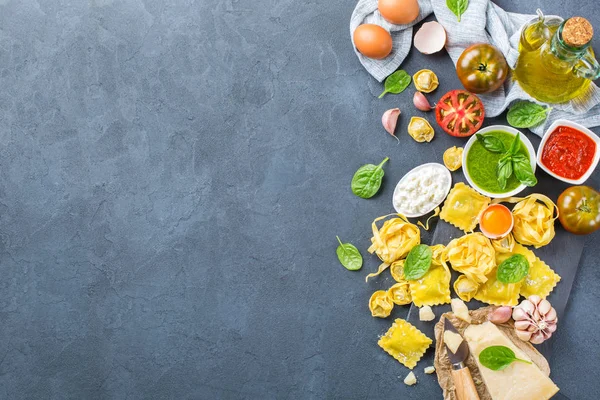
[451,367,480,400]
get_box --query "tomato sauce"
[541,126,596,180]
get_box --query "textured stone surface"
[0,0,598,399]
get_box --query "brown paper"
[433,306,551,400]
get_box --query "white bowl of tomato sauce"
[537,119,600,185]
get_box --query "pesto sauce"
[466,131,530,194]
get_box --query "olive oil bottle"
[514,11,600,104]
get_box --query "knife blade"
[443,317,480,400]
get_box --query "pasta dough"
[445,233,496,284]
[367,214,420,281]
[378,319,432,369]
[440,183,490,233]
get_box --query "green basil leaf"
[336,236,363,271]
[497,156,513,190]
[351,157,389,198]
[476,133,507,153]
[507,101,552,128]
[379,70,411,99]
[479,345,532,371]
[497,254,530,283]
[403,245,433,280]
[508,132,521,156]
[446,0,469,22]
[512,154,538,187]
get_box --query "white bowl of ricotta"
[392,163,452,218]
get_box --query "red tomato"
[557,186,600,235]
[435,90,485,137]
[456,44,508,94]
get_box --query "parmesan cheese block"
[443,330,463,354]
[419,306,436,321]
[463,322,559,400]
[451,298,471,323]
[403,371,417,386]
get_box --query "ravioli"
[387,282,412,305]
[453,275,480,302]
[366,214,420,281]
[378,319,433,369]
[520,257,561,299]
[409,244,451,307]
[474,268,522,306]
[369,290,394,318]
[445,233,496,284]
[440,183,490,233]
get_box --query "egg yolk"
[480,204,513,236]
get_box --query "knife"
[444,318,480,400]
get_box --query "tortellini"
[453,275,480,302]
[443,146,463,171]
[413,69,439,93]
[440,183,490,233]
[387,282,412,305]
[390,260,405,282]
[445,233,496,284]
[407,117,435,143]
[369,290,394,318]
[378,319,433,369]
[367,214,420,281]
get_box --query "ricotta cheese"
[393,164,451,216]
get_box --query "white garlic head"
[512,295,558,344]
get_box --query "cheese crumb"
[419,305,436,321]
[403,371,417,386]
[451,298,471,323]
[424,366,436,374]
[443,330,463,354]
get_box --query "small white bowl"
[537,119,600,185]
[392,163,451,218]
[463,125,537,199]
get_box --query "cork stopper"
[563,17,593,47]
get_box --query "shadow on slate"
[405,169,584,399]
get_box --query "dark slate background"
[0,0,598,399]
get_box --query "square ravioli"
[378,319,432,369]
[409,262,451,307]
[440,182,490,233]
[473,268,522,306]
[520,257,561,299]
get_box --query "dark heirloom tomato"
[557,186,600,235]
[456,44,509,94]
[435,90,485,137]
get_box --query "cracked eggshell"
[414,22,446,54]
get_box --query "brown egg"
[378,0,420,25]
[353,24,393,59]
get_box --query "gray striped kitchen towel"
[350,0,600,135]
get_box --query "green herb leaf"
[336,236,363,271]
[446,0,469,22]
[497,156,512,190]
[508,132,521,156]
[403,245,433,280]
[497,254,530,283]
[512,154,538,187]
[476,133,507,153]
[379,70,411,99]
[507,101,552,128]
[351,157,389,199]
[479,345,532,371]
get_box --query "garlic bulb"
[512,295,558,344]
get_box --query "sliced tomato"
[435,90,485,137]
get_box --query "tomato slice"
[435,90,485,137]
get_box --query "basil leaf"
[497,156,512,190]
[507,101,552,128]
[497,254,530,283]
[379,70,411,99]
[336,236,363,271]
[351,157,389,198]
[446,0,469,22]
[403,245,433,280]
[512,154,538,187]
[508,132,521,156]
[479,345,532,371]
[476,133,507,153]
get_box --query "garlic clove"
[519,299,535,315]
[413,92,433,111]
[516,329,533,342]
[512,307,530,321]
[488,306,513,324]
[546,323,558,333]
[538,299,552,315]
[382,108,401,142]
[529,295,542,306]
[514,320,532,330]
[530,331,546,344]
[545,307,557,322]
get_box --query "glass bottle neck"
[551,22,590,61]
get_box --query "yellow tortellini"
[491,233,515,254]
[390,260,405,282]
[445,233,496,284]
[407,117,435,143]
[443,146,463,171]
[453,275,480,302]
[369,290,394,318]
[387,282,412,305]
[413,69,439,93]
[378,319,433,369]
[440,183,490,233]
[367,214,420,281]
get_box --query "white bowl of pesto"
[393,163,452,218]
[463,125,537,199]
